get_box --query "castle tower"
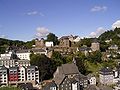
[35,38,45,48]
[91,40,100,51]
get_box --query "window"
[4,80,6,82]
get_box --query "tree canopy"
[30,54,56,81]
[46,33,59,45]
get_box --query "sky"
[0,0,120,41]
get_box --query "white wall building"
[0,51,13,60]
[73,36,81,42]
[88,76,96,85]
[17,59,30,67]
[45,41,54,47]
[99,67,114,85]
[16,50,31,60]
[0,66,8,85]
[0,59,15,68]
[32,48,47,55]
[72,82,78,90]
[26,66,39,84]
[91,42,100,51]
[18,66,26,82]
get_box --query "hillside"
[98,28,120,51]
[0,38,35,54]
[99,28,120,45]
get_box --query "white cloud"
[89,27,105,38]
[91,6,107,12]
[36,27,49,38]
[0,35,7,38]
[26,11,44,16]
[112,20,120,29]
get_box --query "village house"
[91,40,100,51]
[87,74,96,85]
[0,66,8,85]
[99,67,114,85]
[53,63,88,90]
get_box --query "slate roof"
[31,48,46,52]
[43,81,57,90]
[53,66,65,85]
[27,66,36,69]
[61,63,80,75]
[79,47,91,51]
[9,66,18,70]
[100,67,113,75]
[53,63,80,85]
[16,49,30,53]
[0,66,7,70]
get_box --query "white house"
[26,66,39,84]
[45,41,54,47]
[99,67,114,85]
[72,81,78,90]
[87,74,96,85]
[18,66,26,82]
[0,51,14,60]
[73,36,81,42]
[16,50,31,60]
[0,66,8,85]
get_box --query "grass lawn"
[86,60,117,76]
[0,87,20,90]
[86,61,102,76]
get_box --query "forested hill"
[99,28,120,46]
[0,38,25,46]
[0,38,35,53]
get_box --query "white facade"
[18,66,26,82]
[72,83,78,90]
[108,45,118,50]
[17,60,30,67]
[16,52,31,60]
[50,87,57,90]
[26,66,39,83]
[34,50,47,56]
[0,51,13,60]
[45,42,54,47]
[35,70,39,83]
[88,77,96,85]
[0,59,15,68]
[73,37,81,42]
[99,74,114,85]
[0,67,8,85]
[91,42,100,51]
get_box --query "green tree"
[24,39,35,48]
[79,38,92,47]
[30,54,56,81]
[75,57,87,75]
[51,51,64,66]
[46,33,59,45]
[87,51,102,63]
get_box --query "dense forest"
[98,28,120,51]
[0,38,35,53]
